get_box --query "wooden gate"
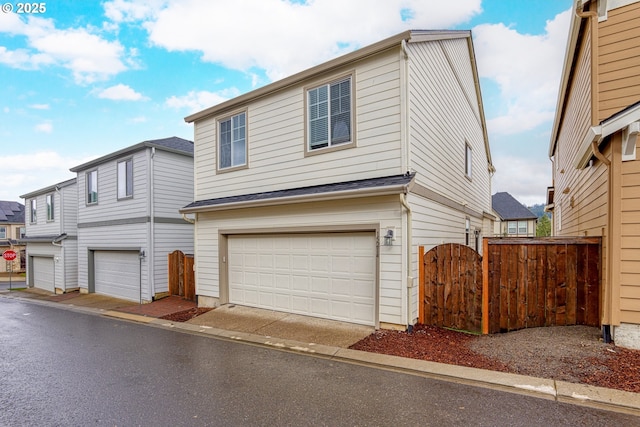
[168,250,195,301]
[419,243,483,333]
[484,237,600,333]
[419,238,601,334]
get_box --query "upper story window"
[306,75,353,152]
[465,143,472,179]
[0,226,5,239]
[117,158,133,199]
[46,194,54,221]
[30,199,36,223]
[507,221,517,235]
[518,221,527,234]
[219,111,247,171]
[18,227,25,239]
[87,170,98,205]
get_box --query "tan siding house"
[182,30,494,329]
[548,0,640,349]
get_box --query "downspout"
[149,147,156,300]
[401,39,411,173]
[53,185,64,293]
[400,193,413,332]
[576,1,613,341]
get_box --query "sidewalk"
[1,288,639,417]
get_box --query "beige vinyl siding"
[407,38,491,217]
[77,150,149,223]
[193,48,403,202]
[620,137,640,323]
[152,151,194,218]
[194,196,406,324]
[598,1,640,121]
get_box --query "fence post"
[418,246,425,324]
[482,238,489,334]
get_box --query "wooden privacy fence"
[419,237,601,334]
[168,250,195,301]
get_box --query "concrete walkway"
[1,288,639,417]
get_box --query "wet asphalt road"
[1,298,638,427]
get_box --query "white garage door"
[32,256,54,292]
[94,251,140,301]
[228,232,376,326]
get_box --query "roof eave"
[20,178,77,199]
[180,182,412,214]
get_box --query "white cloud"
[105,0,482,81]
[34,121,52,133]
[473,9,572,135]
[0,14,129,83]
[97,84,147,101]
[165,89,239,113]
[29,104,49,110]
[0,151,93,202]
[492,155,552,206]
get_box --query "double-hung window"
[118,159,133,199]
[219,111,247,170]
[507,221,517,235]
[307,76,352,151]
[87,170,98,204]
[30,199,37,223]
[0,227,5,239]
[46,194,54,221]
[518,221,528,235]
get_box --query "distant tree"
[536,214,551,237]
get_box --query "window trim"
[86,169,98,205]
[117,158,134,200]
[46,193,54,222]
[507,221,517,235]
[0,226,5,239]
[30,199,37,224]
[518,220,528,235]
[304,72,356,157]
[465,142,473,180]
[217,109,248,173]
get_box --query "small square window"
[307,76,353,152]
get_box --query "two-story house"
[492,192,537,237]
[547,0,640,349]
[69,137,194,303]
[20,179,78,293]
[0,200,26,273]
[181,30,495,330]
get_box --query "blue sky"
[1,0,572,206]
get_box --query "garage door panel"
[33,257,55,292]
[94,251,139,302]
[229,233,376,325]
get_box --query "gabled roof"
[492,192,537,221]
[181,173,416,213]
[0,200,25,224]
[20,177,77,200]
[70,136,193,172]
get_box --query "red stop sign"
[2,250,17,261]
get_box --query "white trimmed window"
[30,199,36,223]
[46,194,54,221]
[507,221,517,235]
[0,227,5,239]
[118,159,133,199]
[307,76,352,150]
[518,221,527,234]
[465,143,472,178]
[219,112,247,170]
[87,170,98,204]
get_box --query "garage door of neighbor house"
[228,232,377,326]
[94,251,140,301]
[32,256,54,292]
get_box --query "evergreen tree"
[536,214,551,237]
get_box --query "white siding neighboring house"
[182,30,495,329]
[492,192,538,237]
[69,137,194,303]
[20,178,78,293]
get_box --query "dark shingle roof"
[0,201,25,224]
[183,173,415,211]
[70,136,193,172]
[492,192,537,221]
